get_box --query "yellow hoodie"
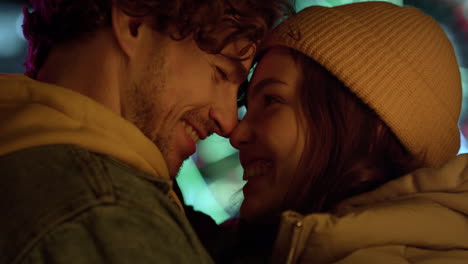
[273,154,468,264]
[0,74,183,210]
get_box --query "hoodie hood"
[0,74,183,210]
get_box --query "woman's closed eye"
[263,95,282,107]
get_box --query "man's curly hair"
[22,0,294,78]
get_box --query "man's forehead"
[209,38,253,83]
[222,38,257,60]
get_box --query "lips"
[181,120,207,144]
[241,159,273,181]
[181,120,200,143]
[243,162,272,180]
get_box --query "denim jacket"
[0,144,214,264]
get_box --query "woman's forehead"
[249,48,298,86]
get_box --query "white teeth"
[182,120,200,143]
[243,162,272,181]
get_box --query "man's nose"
[209,98,238,138]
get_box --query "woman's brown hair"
[22,0,294,78]
[280,49,424,214]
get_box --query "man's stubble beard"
[123,48,179,177]
[123,47,216,178]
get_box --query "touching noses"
[230,117,251,149]
[209,98,238,138]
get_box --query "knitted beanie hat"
[264,2,462,167]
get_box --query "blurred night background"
[1,0,467,223]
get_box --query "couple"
[0,0,467,263]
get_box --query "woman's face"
[230,47,306,222]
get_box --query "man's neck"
[36,29,126,116]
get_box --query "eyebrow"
[233,61,249,84]
[220,56,249,84]
[249,78,288,98]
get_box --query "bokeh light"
[0,6,25,58]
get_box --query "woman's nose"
[230,118,252,149]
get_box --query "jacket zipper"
[285,219,303,264]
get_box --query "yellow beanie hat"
[264,2,462,167]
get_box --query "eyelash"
[216,66,229,81]
[264,95,280,106]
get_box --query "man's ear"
[111,5,143,59]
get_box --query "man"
[0,0,292,263]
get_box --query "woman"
[223,2,468,263]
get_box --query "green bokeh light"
[176,158,230,224]
[296,0,403,11]
[197,134,237,164]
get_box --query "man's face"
[122,25,253,178]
